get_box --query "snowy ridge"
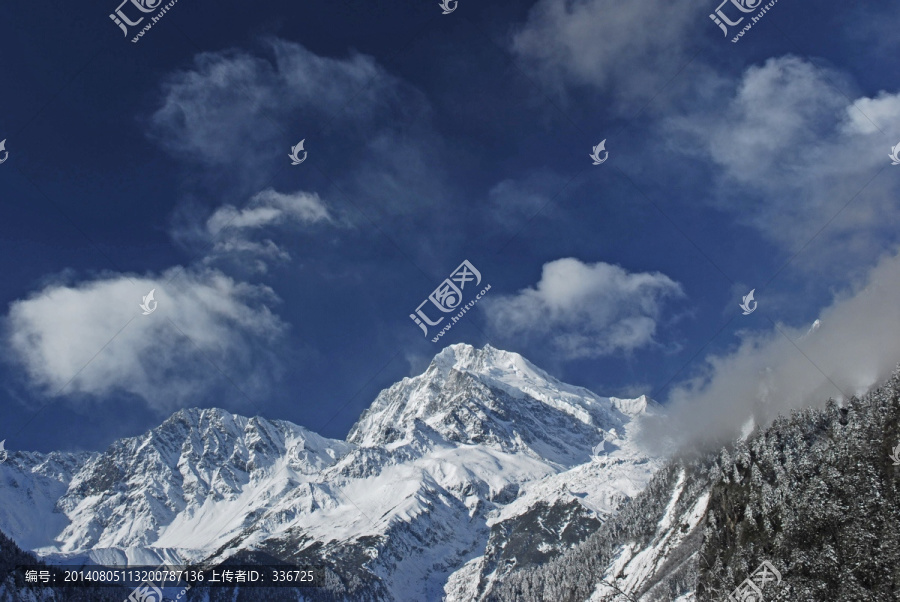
[0,344,663,601]
[0,450,93,551]
[35,407,351,563]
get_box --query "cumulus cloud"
[670,55,900,263]
[3,268,285,412]
[484,258,684,358]
[509,0,706,108]
[649,249,900,451]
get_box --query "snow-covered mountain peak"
[0,344,664,601]
[430,344,652,422]
[155,406,342,467]
[347,344,654,468]
[429,343,557,385]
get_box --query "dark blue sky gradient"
[1,0,898,452]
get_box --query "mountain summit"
[0,344,660,600]
[349,344,646,466]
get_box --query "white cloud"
[670,55,900,263]
[207,189,331,235]
[650,249,900,450]
[200,188,334,271]
[3,268,285,413]
[509,0,706,108]
[149,39,389,166]
[484,258,684,358]
[148,38,446,214]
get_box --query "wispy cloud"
[147,37,447,214]
[148,39,388,167]
[206,189,331,235]
[487,171,570,229]
[200,188,335,272]
[484,258,684,359]
[510,0,706,109]
[669,55,900,269]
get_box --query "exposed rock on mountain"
[0,344,660,601]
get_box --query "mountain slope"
[0,450,92,551]
[698,370,900,601]
[487,366,900,602]
[0,343,661,601]
[210,344,661,600]
[43,407,351,565]
[485,456,714,602]
[0,529,128,601]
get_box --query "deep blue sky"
[2,0,900,452]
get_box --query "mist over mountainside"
[0,344,661,601]
[487,367,900,602]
